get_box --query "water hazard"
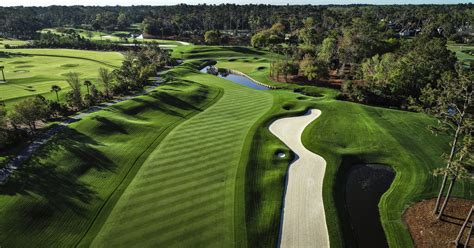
[345,164,395,248]
[200,65,270,90]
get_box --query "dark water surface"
[200,65,269,90]
[345,164,395,248]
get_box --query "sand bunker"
[269,109,329,248]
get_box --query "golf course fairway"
[269,109,329,248]
[88,64,273,247]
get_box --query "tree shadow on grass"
[113,97,185,118]
[0,127,116,215]
[91,116,128,135]
[150,91,204,111]
[225,46,265,56]
[112,87,206,118]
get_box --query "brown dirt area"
[403,198,474,248]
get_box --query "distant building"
[398,29,412,37]
[398,28,419,37]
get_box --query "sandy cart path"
[269,109,329,248]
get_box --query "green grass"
[0,49,123,106]
[448,41,474,67]
[303,100,472,247]
[0,38,28,49]
[88,60,273,247]
[171,45,273,60]
[216,56,472,248]
[0,72,222,247]
[40,28,186,46]
[0,45,472,248]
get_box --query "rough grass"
[89,61,273,247]
[0,77,221,247]
[0,49,123,106]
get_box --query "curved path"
[269,109,329,248]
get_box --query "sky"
[0,0,471,6]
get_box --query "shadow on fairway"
[151,90,206,111]
[92,116,129,135]
[225,46,266,56]
[0,127,115,214]
[125,97,185,117]
[111,87,206,118]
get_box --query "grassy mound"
[0,77,221,247]
[172,45,272,60]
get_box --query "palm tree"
[84,80,92,95]
[99,68,112,99]
[50,85,62,102]
[0,65,5,81]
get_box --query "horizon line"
[1,2,473,7]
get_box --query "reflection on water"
[345,164,395,248]
[200,65,269,90]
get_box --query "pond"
[200,65,270,90]
[345,164,395,248]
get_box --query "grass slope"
[0,77,221,247]
[303,100,472,247]
[0,49,123,105]
[89,61,273,247]
[171,45,272,60]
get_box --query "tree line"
[0,4,472,44]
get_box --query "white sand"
[269,109,329,248]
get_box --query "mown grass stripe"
[91,67,273,247]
